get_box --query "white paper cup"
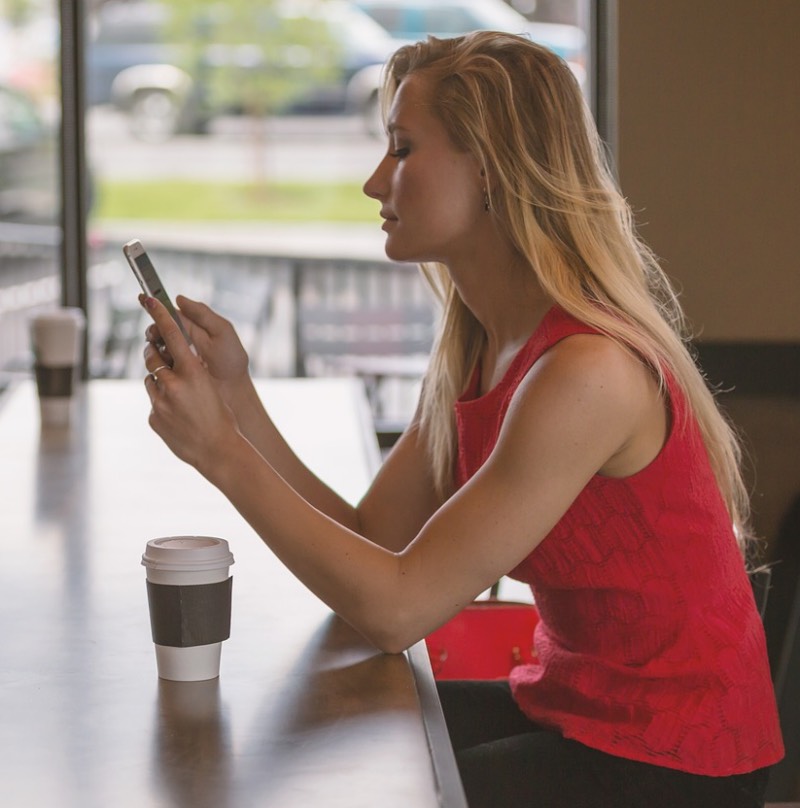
[142,537,235,682]
[30,308,86,426]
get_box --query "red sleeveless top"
[454,306,783,775]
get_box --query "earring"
[483,189,491,213]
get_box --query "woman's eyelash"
[389,147,409,158]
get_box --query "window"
[2,0,596,424]
[0,0,60,390]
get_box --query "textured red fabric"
[454,306,784,775]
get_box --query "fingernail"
[144,296,157,309]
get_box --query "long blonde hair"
[381,32,756,558]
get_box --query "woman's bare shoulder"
[525,332,654,401]
[505,332,667,478]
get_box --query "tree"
[159,0,341,122]
[2,0,36,27]
[159,0,342,189]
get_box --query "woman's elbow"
[359,606,424,655]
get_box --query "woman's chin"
[383,240,411,263]
[383,236,425,264]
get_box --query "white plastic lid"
[30,307,86,327]
[141,536,235,572]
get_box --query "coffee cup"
[29,307,86,426]
[142,536,235,682]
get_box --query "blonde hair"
[382,32,756,559]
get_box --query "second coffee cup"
[30,307,86,426]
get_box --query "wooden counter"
[0,379,466,807]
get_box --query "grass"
[95,179,378,222]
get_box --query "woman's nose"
[362,155,390,200]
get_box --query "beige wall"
[614,0,800,548]
[616,0,799,341]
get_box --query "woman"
[141,32,783,807]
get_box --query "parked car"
[86,0,398,141]
[352,0,586,80]
[0,82,58,223]
[350,0,587,136]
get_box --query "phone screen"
[124,239,194,348]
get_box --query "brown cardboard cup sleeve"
[34,365,75,397]
[147,577,233,648]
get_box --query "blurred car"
[350,0,587,136]
[0,82,58,223]
[86,0,398,141]
[353,0,586,136]
[352,0,586,79]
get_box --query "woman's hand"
[144,295,250,390]
[142,296,239,474]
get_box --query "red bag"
[425,599,540,680]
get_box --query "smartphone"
[123,238,195,349]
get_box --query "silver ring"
[149,364,170,384]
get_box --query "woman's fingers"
[143,333,173,369]
[144,327,173,366]
[175,295,221,333]
[174,296,250,382]
[143,361,173,400]
[142,296,195,368]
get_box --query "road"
[86,106,387,183]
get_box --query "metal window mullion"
[592,0,619,175]
[59,0,89,377]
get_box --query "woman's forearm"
[202,431,415,652]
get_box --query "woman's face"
[363,73,486,265]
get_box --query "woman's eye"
[389,147,409,159]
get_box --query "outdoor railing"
[0,223,61,387]
[1,223,435,422]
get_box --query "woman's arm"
[144,297,665,653]
[218,373,443,551]
[145,296,442,549]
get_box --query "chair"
[95,303,145,377]
[751,567,772,620]
[758,495,800,802]
[764,496,800,671]
[766,564,800,801]
[296,303,434,443]
[209,268,273,374]
[425,598,540,680]
[425,578,540,681]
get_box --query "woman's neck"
[452,250,551,393]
